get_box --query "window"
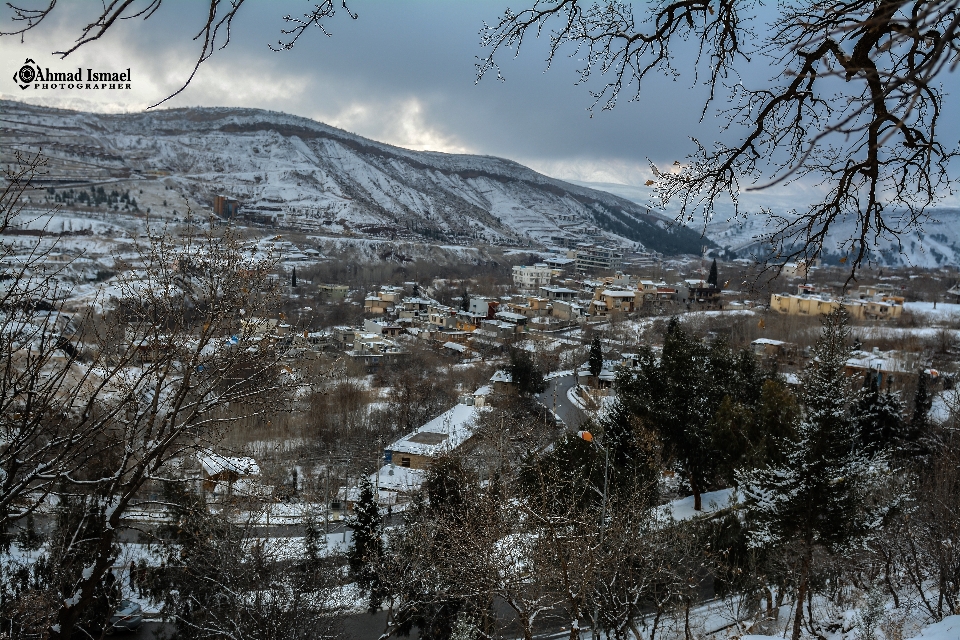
[401,457,411,468]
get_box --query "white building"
[512,263,554,290]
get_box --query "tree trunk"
[792,552,811,640]
[650,607,663,640]
[691,475,702,511]
[884,556,900,608]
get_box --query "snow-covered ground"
[658,488,737,521]
[904,301,960,321]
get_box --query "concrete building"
[318,283,349,300]
[568,244,624,273]
[513,263,554,290]
[590,288,640,315]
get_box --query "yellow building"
[769,292,902,320]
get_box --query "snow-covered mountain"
[707,209,960,268]
[0,99,707,255]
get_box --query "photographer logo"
[12,58,132,91]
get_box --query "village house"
[382,394,486,469]
[751,338,799,364]
[539,285,579,301]
[428,304,458,330]
[197,449,266,499]
[590,287,640,316]
[678,279,721,306]
[349,331,407,366]
[550,299,588,322]
[845,348,921,390]
[363,318,404,337]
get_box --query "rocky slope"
[0,99,707,255]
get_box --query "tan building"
[590,288,640,316]
[770,289,903,320]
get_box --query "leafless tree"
[1,151,295,638]
[478,1,960,276]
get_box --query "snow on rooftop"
[370,464,426,493]
[197,449,260,477]
[386,403,481,456]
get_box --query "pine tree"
[853,372,905,455]
[740,309,885,640]
[304,511,324,565]
[589,335,603,378]
[509,348,546,395]
[707,259,719,288]
[348,479,386,612]
[619,319,726,510]
[598,401,661,506]
[291,266,297,288]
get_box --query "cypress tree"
[707,258,719,287]
[348,479,386,612]
[589,335,603,378]
[291,267,297,288]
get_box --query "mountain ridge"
[1,99,709,255]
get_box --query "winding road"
[541,373,587,429]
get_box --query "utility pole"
[578,429,611,639]
[324,464,330,538]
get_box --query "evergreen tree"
[14,513,45,552]
[597,401,661,506]
[740,309,885,640]
[348,479,387,612]
[853,372,905,455]
[707,258,719,287]
[460,288,470,312]
[509,348,546,395]
[589,335,603,378]
[303,511,325,565]
[291,266,297,288]
[910,369,933,437]
[615,319,763,510]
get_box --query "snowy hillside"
[707,209,960,267]
[0,99,706,255]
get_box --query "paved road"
[541,374,587,429]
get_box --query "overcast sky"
[3,0,958,212]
